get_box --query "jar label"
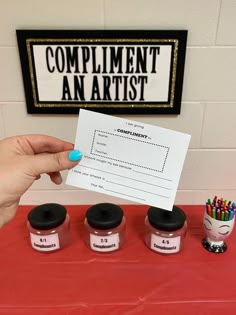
[151,234,180,253]
[90,233,119,252]
[30,233,60,251]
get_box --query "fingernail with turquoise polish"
[69,150,82,161]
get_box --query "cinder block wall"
[0,0,235,205]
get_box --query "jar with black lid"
[145,206,187,254]
[84,203,125,253]
[27,203,70,253]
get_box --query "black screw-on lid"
[147,206,186,231]
[27,203,67,230]
[86,203,124,230]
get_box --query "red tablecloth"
[0,205,236,314]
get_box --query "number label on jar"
[90,233,120,252]
[151,234,180,254]
[30,233,60,251]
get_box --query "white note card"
[66,109,191,210]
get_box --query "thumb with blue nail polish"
[68,150,83,162]
[0,135,83,227]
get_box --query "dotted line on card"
[90,130,170,173]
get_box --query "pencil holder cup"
[202,212,235,253]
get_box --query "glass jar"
[145,206,187,254]
[27,203,70,253]
[84,203,125,253]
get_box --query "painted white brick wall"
[0,0,235,205]
[217,0,236,45]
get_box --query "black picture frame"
[16,29,187,115]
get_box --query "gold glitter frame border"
[17,30,187,114]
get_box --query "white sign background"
[32,44,172,102]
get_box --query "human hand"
[0,134,82,227]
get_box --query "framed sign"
[16,30,187,115]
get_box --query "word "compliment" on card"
[66,110,191,210]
